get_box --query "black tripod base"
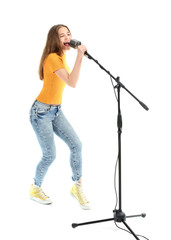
[72,210,146,240]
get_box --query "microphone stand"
[72,52,149,240]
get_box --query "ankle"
[75,178,82,186]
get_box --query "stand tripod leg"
[126,213,146,219]
[122,220,140,240]
[72,217,115,228]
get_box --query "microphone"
[69,39,92,59]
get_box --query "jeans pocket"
[35,107,51,119]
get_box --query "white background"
[0,0,171,239]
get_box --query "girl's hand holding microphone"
[77,45,87,58]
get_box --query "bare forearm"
[69,54,83,88]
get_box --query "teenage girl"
[29,24,90,210]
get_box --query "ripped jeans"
[30,100,82,187]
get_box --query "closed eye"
[59,32,71,38]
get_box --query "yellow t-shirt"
[36,53,70,105]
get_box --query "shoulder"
[44,53,63,67]
[43,53,66,71]
[47,53,62,61]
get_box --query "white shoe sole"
[30,196,53,205]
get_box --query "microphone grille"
[70,39,81,49]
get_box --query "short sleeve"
[45,53,65,73]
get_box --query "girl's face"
[58,27,72,52]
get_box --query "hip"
[29,100,61,122]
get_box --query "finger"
[78,45,87,52]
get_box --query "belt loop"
[58,104,61,111]
[55,105,61,116]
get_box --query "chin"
[65,47,71,51]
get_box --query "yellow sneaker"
[29,184,52,205]
[71,183,91,210]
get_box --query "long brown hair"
[38,24,71,80]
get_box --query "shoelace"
[38,188,49,200]
[75,185,89,205]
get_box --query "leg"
[30,102,56,187]
[52,109,82,182]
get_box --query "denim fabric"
[30,100,82,187]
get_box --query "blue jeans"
[30,100,82,187]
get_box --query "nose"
[65,34,71,41]
[65,37,70,42]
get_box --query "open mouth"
[64,42,70,46]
